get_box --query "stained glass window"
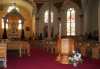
[6,24,8,29]
[44,10,53,23]
[2,18,4,29]
[51,11,53,23]
[67,8,75,36]
[44,10,49,23]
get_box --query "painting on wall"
[26,26,30,31]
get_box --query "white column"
[98,0,100,41]
[59,23,61,38]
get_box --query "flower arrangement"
[68,51,83,67]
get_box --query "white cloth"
[73,52,81,61]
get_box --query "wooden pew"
[92,43,100,59]
[0,43,7,68]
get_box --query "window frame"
[66,8,75,36]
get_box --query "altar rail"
[0,40,30,57]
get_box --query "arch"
[44,10,49,23]
[2,0,36,16]
[61,1,81,36]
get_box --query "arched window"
[51,11,53,23]
[1,18,8,29]
[1,18,4,29]
[6,19,8,29]
[44,10,54,23]
[67,8,75,36]
[44,10,49,23]
[18,19,22,30]
[7,4,19,13]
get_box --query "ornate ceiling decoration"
[25,0,82,8]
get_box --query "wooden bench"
[0,43,7,68]
[7,41,30,57]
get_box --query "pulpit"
[56,37,75,64]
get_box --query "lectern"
[56,37,75,64]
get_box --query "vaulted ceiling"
[0,0,89,15]
[0,0,34,16]
[25,0,82,8]
[24,0,83,13]
[0,0,83,10]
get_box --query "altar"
[2,8,24,39]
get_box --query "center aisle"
[5,46,100,69]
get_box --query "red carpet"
[2,48,100,69]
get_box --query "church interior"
[0,0,100,69]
